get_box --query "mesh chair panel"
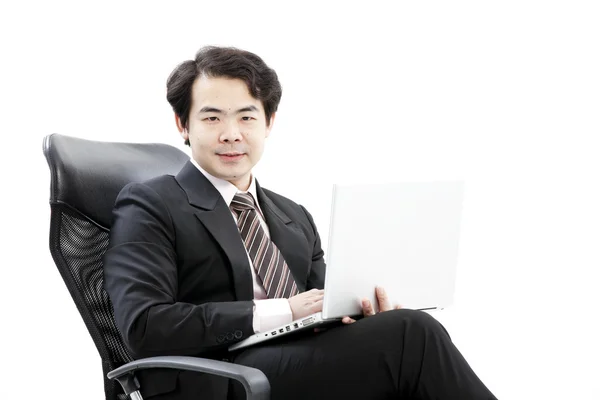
[50,203,133,400]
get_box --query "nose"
[219,120,243,143]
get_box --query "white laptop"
[228,180,464,352]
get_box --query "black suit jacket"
[104,160,326,399]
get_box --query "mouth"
[217,152,245,161]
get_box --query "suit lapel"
[175,160,311,297]
[256,182,310,292]
[175,161,253,301]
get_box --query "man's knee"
[382,308,450,338]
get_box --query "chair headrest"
[43,133,190,228]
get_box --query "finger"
[362,298,375,317]
[394,304,403,310]
[342,316,356,324]
[305,296,324,306]
[310,299,324,313]
[376,286,393,312]
[308,295,324,304]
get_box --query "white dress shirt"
[190,158,293,333]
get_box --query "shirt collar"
[190,158,260,208]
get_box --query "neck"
[229,174,252,191]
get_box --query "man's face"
[177,75,274,191]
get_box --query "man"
[104,46,497,399]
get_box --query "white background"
[1,1,599,399]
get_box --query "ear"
[265,113,276,138]
[175,114,188,141]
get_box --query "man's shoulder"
[120,174,183,202]
[141,174,179,191]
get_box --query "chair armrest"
[107,355,270,400]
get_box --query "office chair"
[42,133,270,400]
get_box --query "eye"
[241,116,255,121]
[204,116,219,122]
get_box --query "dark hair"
[166,46,283,146]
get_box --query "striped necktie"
[230,192,299,299]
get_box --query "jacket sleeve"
[300,205,326,290]
[103,182,255,359]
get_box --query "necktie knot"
[231,192,256,213]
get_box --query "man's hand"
[288,289,325,320]
[342,286,402,324]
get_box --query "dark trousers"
[231,309,497,400]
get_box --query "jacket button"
[226,332,234,341]
[234,330,243,339]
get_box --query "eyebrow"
[198,105,259,114]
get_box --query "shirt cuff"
[252,299,293,333]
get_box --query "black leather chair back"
[42,133,189,400]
